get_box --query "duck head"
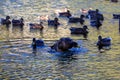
[6,16,10,20]
[80,15,85,18]
[98,35,102,41]
[83,25,88,30]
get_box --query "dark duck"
[32,38,44,49]
[58,10,72,18]
[51,37,78,52]
[12,18,24,27]
[88,9,104,29]
[29,22,44,31]
[97,35,112,51]
[68,14,85,25]
[70,25,89,39]
[0,16,11,27]
[113,14,120,19]
[48,17,60,27]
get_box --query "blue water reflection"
[0,0,120,79]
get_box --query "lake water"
[0,0,120,80]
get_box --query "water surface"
[0,0,120,80]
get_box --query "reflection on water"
[0,0,120,80]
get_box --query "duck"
[90,19,102,30]
[87,10,96,19]
[48,17,60,27]
[113,14,120,19]
[32,38,44,49]
[51,37,78,52]
[97,35,112,51]
[0,16,11,26]
[88,9,104,29]
[12,18,24,26]
[96,9,104,21]
[58,10,72,18]
[111,0,118,2]
[68,15,85,25]
[70,25,89,39]
[29,22,44,31]
[55,8,68,15]
[87,9,104,21]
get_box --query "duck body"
[35,40,44,47]
[70,25,88,38]
[87,9,104,20]
[69,17,81,23]
[87,10,96,19]
[68,15,85,25]
[1,18,7,25]
[97,37,111,47]
[97,36,112,51]
[0,18,11,25]
[69,17,85,25]
[88,10,104,29]
[70,27,88,34]
[0,16,11,26]
[29,23,44,30]
[32,38,44,49]
[51,37,78,52]
[111,0,118,2]
[55,8,70,17]
[59,12,71,18]
[48,18,60,27]
[12,18,24,26]
[58,10,72,18]
[90,20,102,27]
[113,14,120,19]
[48,20,56,26]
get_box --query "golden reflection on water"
[0,0,120,80]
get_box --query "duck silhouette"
[51,37,78,52]
[69,15,85,25]
[12,18,24,27]
[29,22,44,31]
[32,38,44,49]
[48,17,60,27]
[97,35,112,51]
[70,25,89,39]
[1,16,11,27]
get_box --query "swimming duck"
[58,10,72,18]
[12,18,24,27]
[97,35,112,51]
[29,22,44,31]
[89,9,104,30]
[111,0,118,2]
[70,25,89,38]
[87,9,104,21]
[69,15,85,25]
[113,14,120,19]
[55,8,68,15]
[48,17,60,27]
[32,38,44,49]
[51,37,78,52]
[0,16,11,26]
[90,19,102,30]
